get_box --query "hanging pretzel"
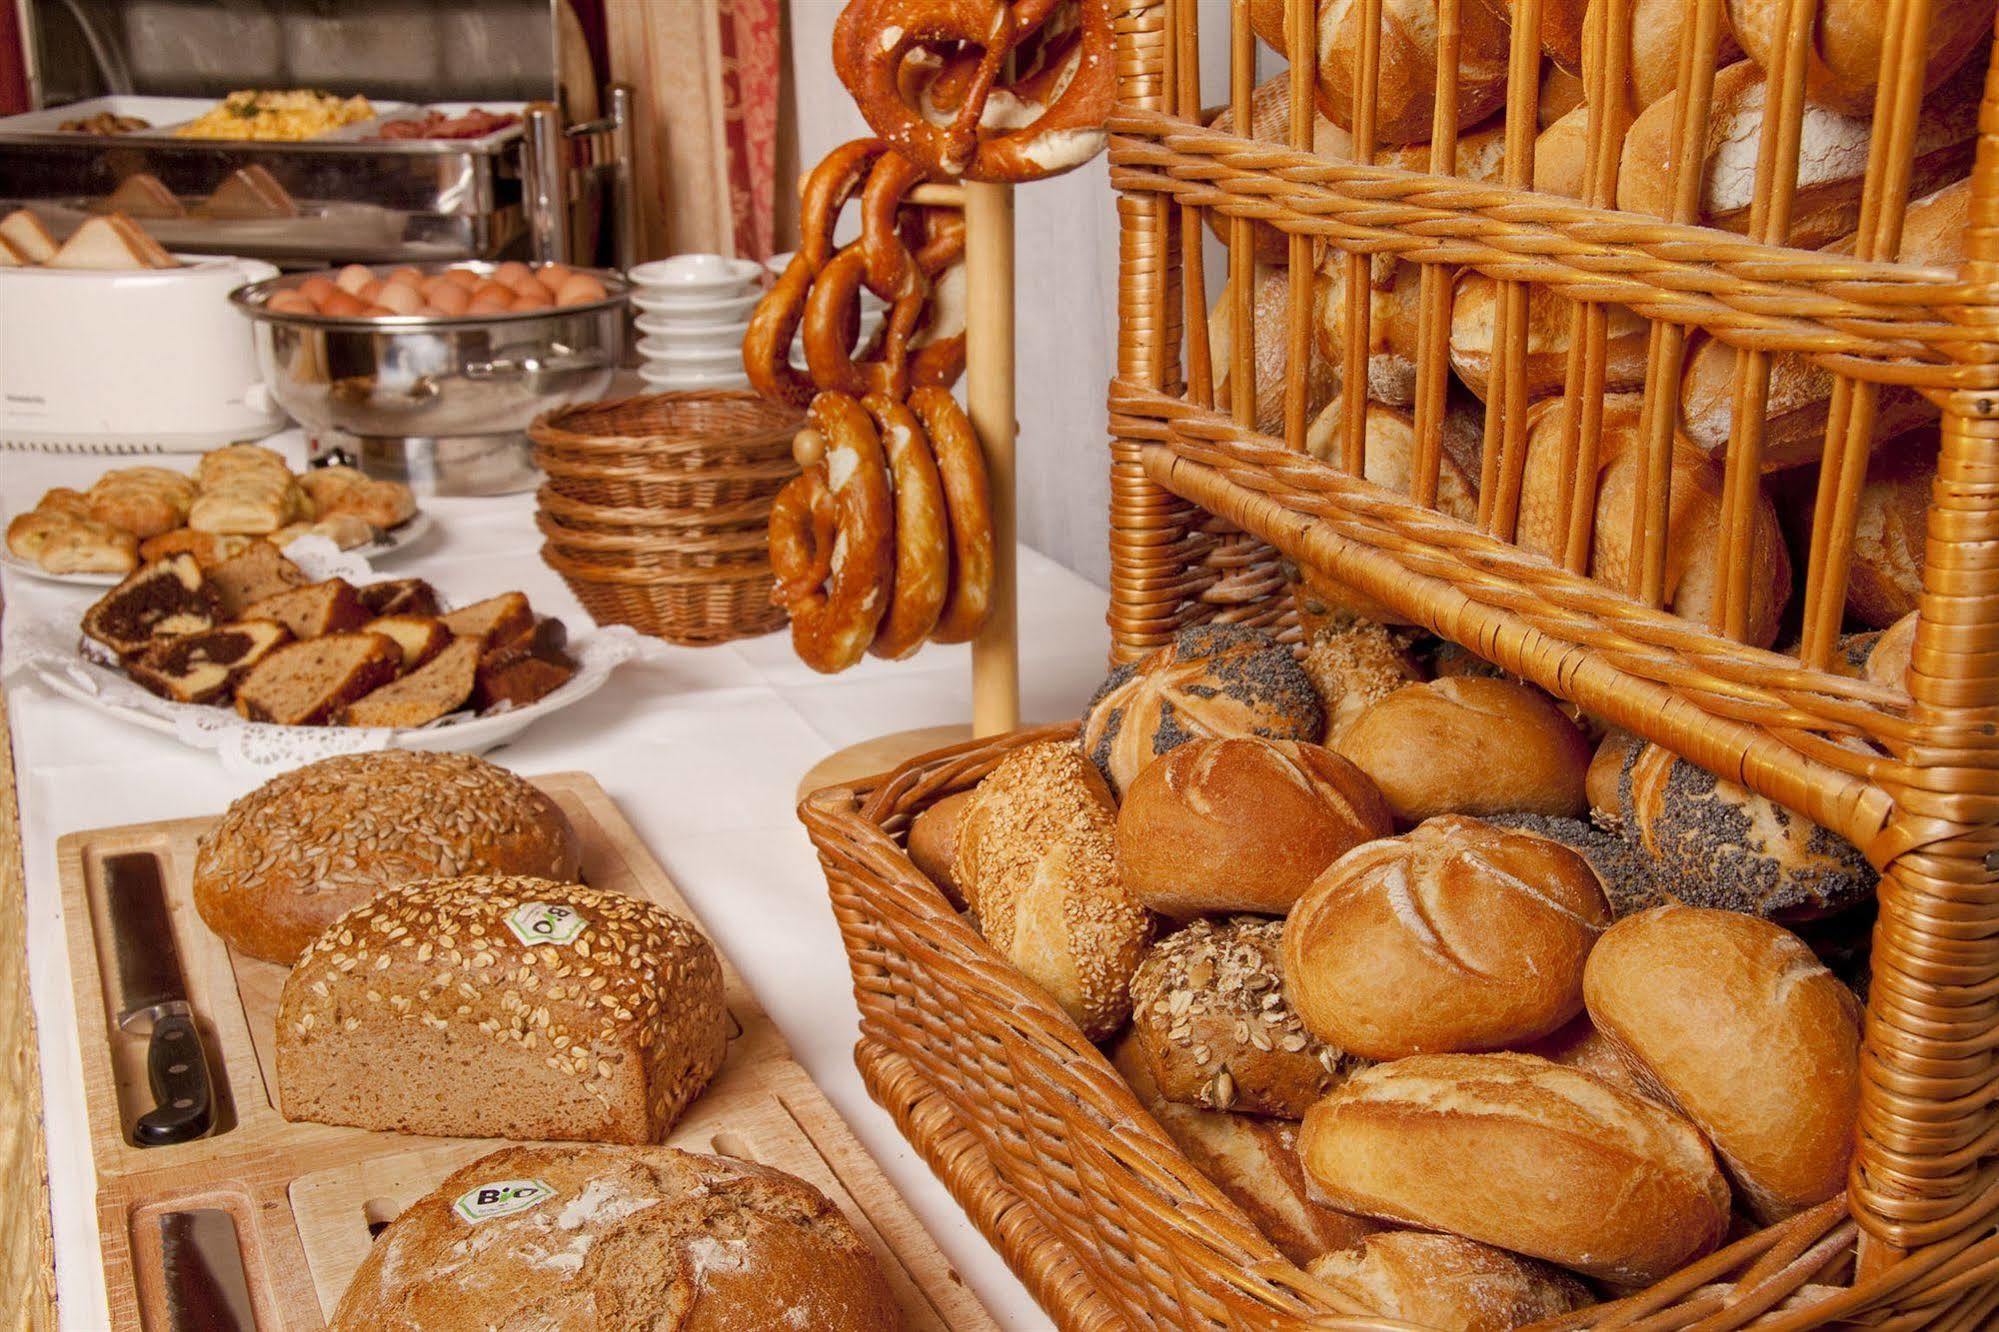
[803,245,929,400]
[862,393,952,659]
[907,217,968,389]
[908,386,994,643]
[768,468,837,606]
[768,392,895,673]
[832,0,1115,183]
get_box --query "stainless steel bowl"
[231,262,629,495]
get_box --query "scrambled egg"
[175,90,375,142]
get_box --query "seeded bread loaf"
[193,750,581,963]
[278,876,728,1143]
[330,1143,901,1331]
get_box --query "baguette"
[1618,59,1979,246]
[1727,0,1995,114]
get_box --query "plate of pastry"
[13,539,637,771]
[1,445,424,587]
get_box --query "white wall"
[785,1,1239,587]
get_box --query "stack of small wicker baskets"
[530,392,802,645]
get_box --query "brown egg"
[386,266,424,287]
[297,275,338,305]
[362,304,397,317]
[415,304,447,318]
[426,282,472,315]
[537,262,573,288]
[335,263,375,295]
[509,288,554,312]
[492,260,533,287]
[501,271,548,298]
[555,273,607,306]
[265,291,316,315]
[418,274,457,298]
[467,291,514,314]
[442,267,482,290]
[320,289,368,317]
[374,282,425,315]
[471,279,514,304]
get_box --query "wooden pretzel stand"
[797,179,1021,798]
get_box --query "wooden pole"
[965,180,1020,738]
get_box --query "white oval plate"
[0,510,434,587]
[631,289,760,321]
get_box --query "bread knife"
[104,852,215,1146]
[157,1209,255,1332]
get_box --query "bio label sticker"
[453,1179,555,1223]
[504,901,587,947]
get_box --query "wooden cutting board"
[61,772,993,1330]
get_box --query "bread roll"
[1532,105,1590,199]
[1129,916,1356,1117]
[1284,816,1611,1057]
[1298,1052,1731,1283]
[1449,273,1649,401]
[1517,1013,1657,1102]
[1471,0,1586,70]
[953,741,1153,1038]
[1727,0,1994,113]
[1541,62,1586,125]
[1082,625,1324,796]
[1584,905,1864,1221]
[331,1144,901,1331]
[1214,263,1335,434]
[1587,729,1643,825]
[1486,810,1671,917]
[1867,611,1916,692]
[278,877,727,1144]
[1621,743,1877,918]
[1300,619,1425,741]
[1117,737,1393,917]
[1248,0,1513,144]
[1619,59,1979,246]
[1584,0,1744,115]
[1840,427,1933,628]
[193,750,581,964]
[907,789,975,909]
[1304,397,1481,523]
[1515,394,1793,648]
[1306,1231,1594,1330]
[1206,74,1348,265]
[1112,1036,1382,1264]
[1334,677,1592,821]
[1677,181,1964,469]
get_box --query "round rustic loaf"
[1299,1052,1732,1284]
[1284,816,1612,1058]
[1115,736,1392,918]
[193,749,580,964]
[329,1143,900,1331]
[1081,625,1323,797]
[1584,905,1864,1223]
[953,740,1153,1039]
[1128,916,1356,1118]
[1306,1230,1594,1331]
[1334,677,1592,821]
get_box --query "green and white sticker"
[453,1179,555,1223]
[504,901,588,947]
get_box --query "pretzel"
[803,244,931,400]
[907,386,994,643]
[770,392,895,673]
[768,468,837,606]
[799,137,890,267]
[859,150,936,301]
[862,393,951,659]
[833,0,1114,183]
[908,217,968,389]
[743,252,817,408]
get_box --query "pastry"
[137,530,256,568]
[232,632,402,725]
[28,517,139,575]
[80,555,218,658]
[472,620,576,712]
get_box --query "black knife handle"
[135,1011,213,1147]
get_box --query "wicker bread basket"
[799,0,1999,1326]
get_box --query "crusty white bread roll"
[1621,743,1878,919]
[1514,393,1793,649]
[1247,0,1514,144]
[1284,815,1612,1058]
[1300,618,1425,741]
[1518,1013,1658,1102]
[1677,181,1964,469]
[1449,273,1649,400]
[1584,905,1864,1222]
[1822,427,1934,629]
[1129,916,1356,1117]
[1306,1231,1594,1330]
[1586,729,1643,826]
[952,741,1154,1039]
[1469,0,1586,70]
[1334,677,1592,821]
[1728,0,1995,114]
[907,789,974,910]
[1867,611,1917,692]
[1584,0,1745,115]
[1619,59,1979,246]
[1533,105,1590,199]
[1299,1051,1732,1283]
[1213,263,1336,435]
[1112,1036,1383,1264]
[1542,62,1586,126]
[1116,737,1393,918]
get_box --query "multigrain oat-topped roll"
[278,877,728,1144]
[193,750,580,964]
[330,1144,901,1331]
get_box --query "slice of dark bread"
[128,619,293,705]
[207,541,306,617]
[441,592,533,647]
[364,615,452,673]
[473,617,575,711]
[243,579,369,639]
[355,577,441,619]
[82,554,218,658]
[235,633,400,725]
[343,638,479,728]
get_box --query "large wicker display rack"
[803,0,1999,1326]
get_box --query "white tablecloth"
[3,436,1104,1329]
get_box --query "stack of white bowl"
[630,253,891,394]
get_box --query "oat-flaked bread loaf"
[193,750,581,963]
[278,876,728,1144]
[329,1144,901,1331]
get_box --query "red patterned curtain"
[718,0,781,261]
